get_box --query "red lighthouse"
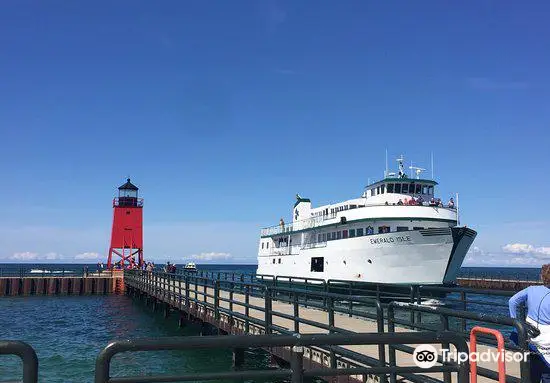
[107,178,144,269]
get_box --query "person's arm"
[509,287,529,318]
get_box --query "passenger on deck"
[448,198,455,208]
[417,195,424,206]
[437,198,443,207]
[429,198,436,206]
[509,264,550,382]
[366,226,374,235]
[397,199,403,206]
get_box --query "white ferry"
[257,156,476,285]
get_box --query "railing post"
[416,286,422,324]
[185,279,190,308]
[515,320,532,382]
[348,283,353,317]
[388,304,397,383]
[293,291,299,333]
[460,290,466,332]
[229,282,234,326]
[409,286,415,326]
[264,287,272,334]
[291,345,304,383]
[328,296,336,368]
[440,314,451,383]
[214,280,220,320]
[375,300,387,383]
[245,285,250,333]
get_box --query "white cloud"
[8,252,64,262]
[187,252,232,261]
[10,252,39,261]
[74,252,101,260]
[502,243,550,257]
[463,243,550,267]
[44,252,64,260]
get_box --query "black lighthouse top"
[117,178,140,207]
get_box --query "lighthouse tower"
[107,178,144,269]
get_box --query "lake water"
[0,294,274,383]
[0,264,542,382]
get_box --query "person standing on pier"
[509,264,550,382]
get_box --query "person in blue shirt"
[509,264,550,383]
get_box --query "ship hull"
[256,227,476,285]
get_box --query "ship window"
[381,185,385,194]
[343,230,348,239]
[402,184,409,193]
[318,234,322,242]
[278,258,281,264]
[357,228,364,237]
[387,183,394,193]
[428,186,434,195]
[378,226,390,234]
[322,233,327,241]
[395,184,402,193]
[311,257,324,272]
[349,229,356,238]
[272,258,275,264]
[261,243,264,249]
[422,185,428,194]
[413,227,424,230]
[397,226,408,232]
[377,186,380,194]
[350,204,357,209]
[415,184,421,194]
[337,231,342,240]
[332,232,336,240]
[267,242,269,248]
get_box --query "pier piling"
[0,275,125,297]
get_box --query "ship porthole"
[367,259,372,264]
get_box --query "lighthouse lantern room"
[107,178,144,269]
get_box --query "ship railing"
[260,204,457,236]
[269,245,301,256]
[301,240,327,250]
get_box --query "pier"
[0,272,125,296]
[457,276,541,291]
[123,270,533,383]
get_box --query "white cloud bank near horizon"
[0,221,260,263]
[464,243,550,267]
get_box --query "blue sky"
[0,1,548,266]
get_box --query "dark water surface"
[0,295,273,383]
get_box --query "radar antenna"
[409,166,426,179]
